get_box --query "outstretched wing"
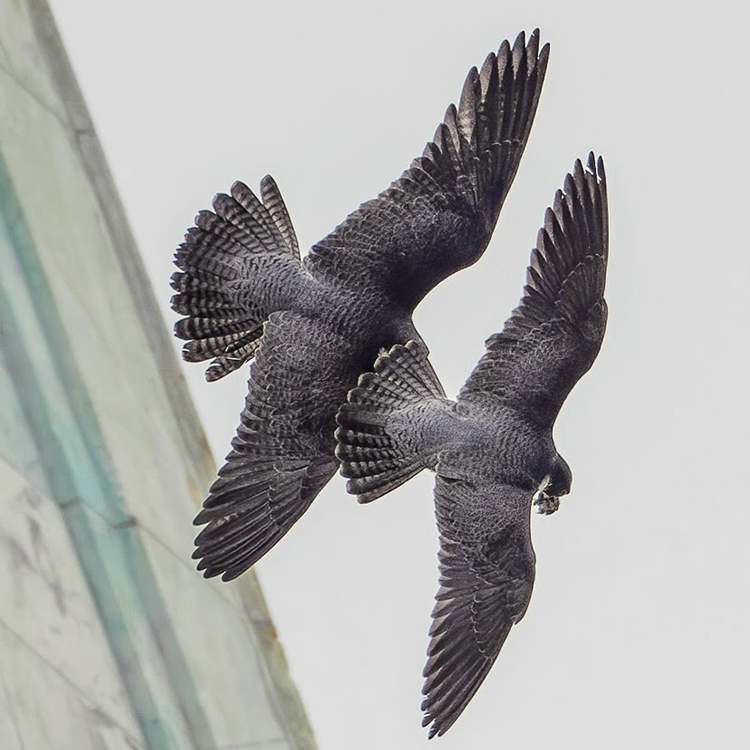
[305,30,549,310]
[192,311,354,580]
[422,454,535,738]
[459,153,609,428]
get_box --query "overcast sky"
[50,2,749,748]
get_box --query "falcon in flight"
[335,154,608,737]
[173,31,549,581]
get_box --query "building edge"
[25,2,319,748]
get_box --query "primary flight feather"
[172,30,549,581]
[336,153,608,736]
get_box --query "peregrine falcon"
[335,154,608,737]
[172,31,549,581]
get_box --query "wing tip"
[503,28,550,68]
[538,40,551,69]
[259,174,277,192]
[421,705,459,740]
[511,29,526,55]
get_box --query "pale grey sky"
[50,2,749,748]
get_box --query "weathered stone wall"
[0,2,316,748]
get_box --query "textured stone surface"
[0,622,146,750]
[0,1,316,748]
[0,460,141,736]
[141,533,289,747]
[0,0,67,123]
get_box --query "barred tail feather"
[172,177,300,381]
[335,340,446,503]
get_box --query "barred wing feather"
[306,30,549,309]
[459,153,608,428]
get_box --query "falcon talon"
[534,492,560,515]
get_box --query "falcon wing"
[459,153,608,428]
[192,311,353,580]
[305,30,549,310]
[422,454,536,738]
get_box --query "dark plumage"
[172,31,550,581]
[335,154,608,737]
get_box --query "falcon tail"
[335,340,447,503]
[172,176,302,381]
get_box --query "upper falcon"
[172,31,549,581]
